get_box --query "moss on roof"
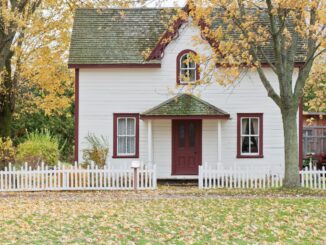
[69,8,306,65]
[141,94,230,116]
[68,8,174,65]
[211,9,307,63]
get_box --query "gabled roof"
[68,8,175,66]
[68,7,306,67]
[141,94,230,119]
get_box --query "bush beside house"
[0,131,109,169]
[16,130,60,168]
[0,138,15,170]
[82,134,109,167]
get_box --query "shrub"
[16,130,60,168]
[12,107,74,162]
[0,137,15,170]
[82,134,109,167]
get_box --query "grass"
[0,188,325,244]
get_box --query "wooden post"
[217,120,222,165]
[131,160,140,191]
[148,120,153,164]
[133,168,138,190]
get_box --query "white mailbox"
[131,160,141,168]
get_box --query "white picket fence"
[199,162,326,189]
[2,161,325,191]
[300,163,326,189]
[199,163,283,189]
[0,162,156,192]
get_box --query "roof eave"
[140,114,231,120]
[68,63,161,69]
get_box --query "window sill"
[236,154,264,159]
[178,81,196,85]
[112,155,139,159]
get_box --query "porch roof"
[140,94,230,119]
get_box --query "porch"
[144,119,226,179]
[140,94,230,179]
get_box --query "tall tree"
[0,0,155,137]
[185,0,325,187]
[0,0,42,136]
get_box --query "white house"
[68,7,304,179]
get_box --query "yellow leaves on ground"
[0,189,325,244]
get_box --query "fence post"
[153,164,157,189]
[131,160,140,190]
[198,165,203,189]
[323,166,325,190]
[62,163,67,190]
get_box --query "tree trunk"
[0,54,14,138]
[282,108,300,187]
[0,101,12,137]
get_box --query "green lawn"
[0,189,325,244]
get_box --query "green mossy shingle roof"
[68,8,306,65]
[211,9,307,64]
[69,8,173,65]
[141,94,230,117]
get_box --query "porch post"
[148,120,153,164]
[218,120,222,165]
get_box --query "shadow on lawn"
[0,186,325,201]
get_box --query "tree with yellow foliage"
[0,0,154,137]
[182,0,325,187]
[304,54,326,113]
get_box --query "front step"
[158,179,198,187]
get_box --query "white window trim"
[240,117,260,155]
[179,53,197,84]
[117,117,136,156]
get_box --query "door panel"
[172,120,202,175]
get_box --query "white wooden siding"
[202,120,219,165]
[78,23,293,178]
[152,120,172,178]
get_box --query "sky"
[145,0,187,7]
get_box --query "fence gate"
[0,162,157,192]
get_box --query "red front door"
[172,120,202,175]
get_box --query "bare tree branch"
[266,0,283,75]
[221,2,282,106]
[293,6,319,103]
[256,65,281,107]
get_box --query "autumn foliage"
[181,0,325,187]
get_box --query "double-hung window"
[237,113,263,158]
[113,113,139,158]
[177,50,199,84]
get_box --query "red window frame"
[237,113,264,158]
[113,113,139,158]
[176,49,200,85]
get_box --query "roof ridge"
[186,94,230,115]
[76,7,179,11]
[69,8,306,65]
[141,93,230,117]
[141,94,183,115]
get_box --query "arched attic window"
[176,50,200,85]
